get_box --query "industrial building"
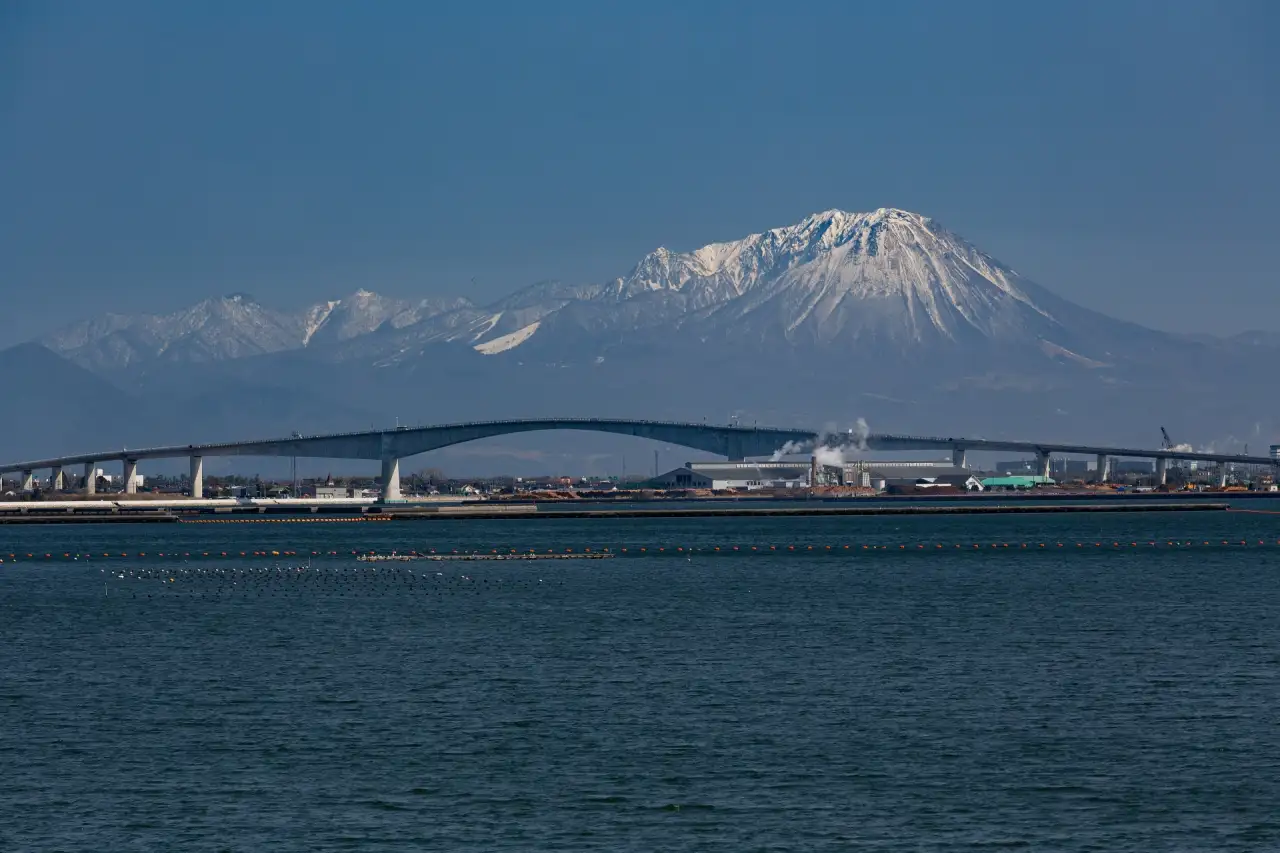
[981,475,1056,490]
[653,459,983,492]
[849,462,984,492]
[653,461,821,490]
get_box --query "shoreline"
[381,502,1229,520]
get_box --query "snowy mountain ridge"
[39,208,1159,373]
[40,289,475,372]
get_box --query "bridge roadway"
[0,418,1274,499]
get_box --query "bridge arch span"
[380,419,812,462]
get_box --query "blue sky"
[2,0,1277,336]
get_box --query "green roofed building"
[980,475,1056,490]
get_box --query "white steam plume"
[851,417,870,452]
[770,440,811,461]
[813,444,846,467]
[771,418,872,466]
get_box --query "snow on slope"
[474,321,541,354]
[304,290,410,346]
[302,301,340,345]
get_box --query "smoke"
[770,440,812,461]
[851,417,870,452]
[770,418,871,466]
[1169,443,1194,454]
[813,444,846,467]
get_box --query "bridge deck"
[0,418,1275,473]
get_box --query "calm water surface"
[3,510,1279,851]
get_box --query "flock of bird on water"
[102,565,558,601]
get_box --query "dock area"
[0,511,178,524]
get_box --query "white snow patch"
[474,321,540,355]
[1039,340,1110,369]
[469,312,503,341]
[301,300,340,346]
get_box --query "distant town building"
[314,485,353,499]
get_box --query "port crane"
[1159,427,1190,485]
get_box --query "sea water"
[2,510,1279,851]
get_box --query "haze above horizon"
[2,0,1278,337]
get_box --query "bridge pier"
[1036,452,1051,479]
[1218,466,1229,488]
[123,459,138,495]
[380,456,402,502]
[83,462,96,495]
[50,466,64,492]
[1095,454,1110,484]
[1155,457,1168,486]
[21,470,33,491]
[190,456,204,499]
[952,448,967,469]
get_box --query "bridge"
[1,418,1275,498]
[851,434,1278,488]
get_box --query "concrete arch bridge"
[1,418,1275,499]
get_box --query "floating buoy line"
[179,516,387,524]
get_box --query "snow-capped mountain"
[36,208,1240,378]
[346,208,1145,366]
[655,208,1054,345]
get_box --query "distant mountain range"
[42,209,1165,370]
[9,208,1278,471]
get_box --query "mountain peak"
[779,207,931,243]
[596,206,1053,346]
[791,206,924,224]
